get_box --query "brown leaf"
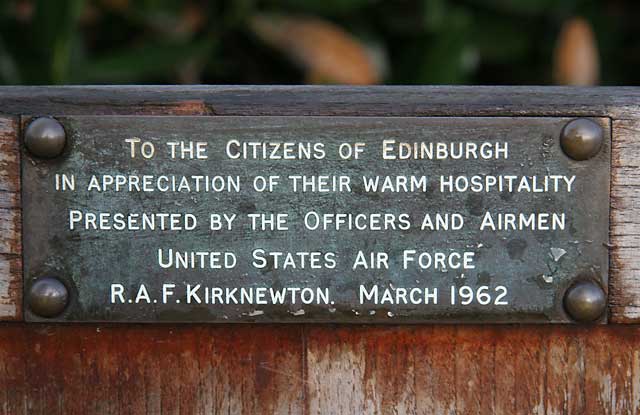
[12,0,34,22]
[553,17,600,86]
[250,14,381,85]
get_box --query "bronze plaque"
[22,116,610,323]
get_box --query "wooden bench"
[1,86,640,414]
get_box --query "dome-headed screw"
[24,117,66,158]
[560,118,604,161]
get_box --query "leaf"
[250,13,382,84]
[553,17,599,86]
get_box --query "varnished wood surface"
[0,325,305,414]
[0,324,639,414]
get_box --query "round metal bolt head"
[24,117,66,158]
[27,277,69,318]
[560,118,604,161]
[563,280,606,322]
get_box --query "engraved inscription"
[22,116,610,322]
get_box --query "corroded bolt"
[560,118,604,161]
[24,117,66,158]
[27,277,69,318]
[563,280,606,322]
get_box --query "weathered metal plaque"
[22,116,610,323]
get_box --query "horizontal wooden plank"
[0,85,639,118]
[0,324,305,415]
[0,116,20,320]
[0,324,637,414]
[306,326,639,414]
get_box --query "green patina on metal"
[22,116,610,323]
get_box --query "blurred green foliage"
[0,0,638,85]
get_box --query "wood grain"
[0,85,637,118]
[305,326,640,414]
[0,324,305,414]
[610,118,640,322]
[0,116,20,320]
[2,325,636,414]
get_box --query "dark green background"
[0,0,637,85]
